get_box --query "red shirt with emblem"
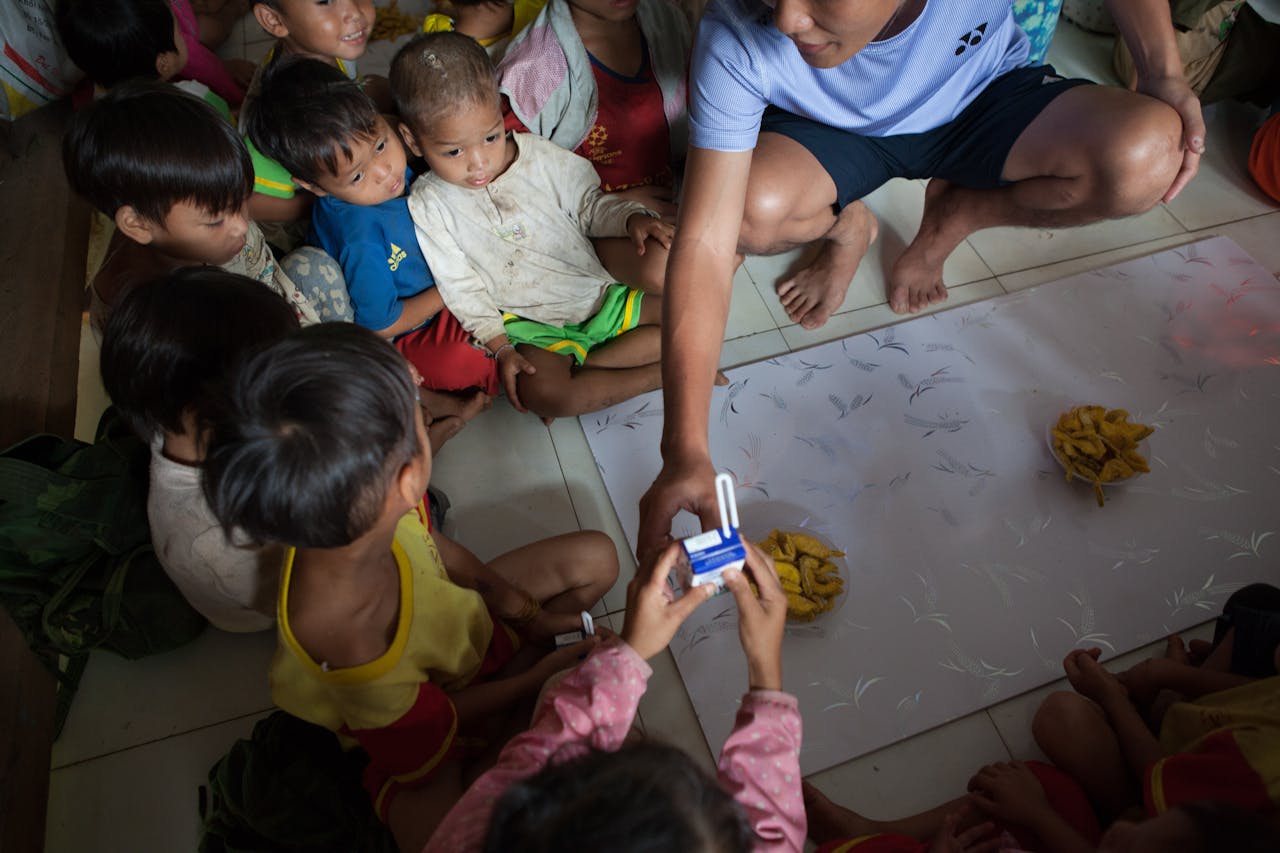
[504,39,672,193]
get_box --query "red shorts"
[355,611,522,821]
[395,309,499,396]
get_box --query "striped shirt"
[689,0,1030,151]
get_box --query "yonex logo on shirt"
[955,22,988,55]
[388,243,407,271]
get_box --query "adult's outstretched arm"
[637,145,753,559]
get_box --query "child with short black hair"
[422,541,804,852]
[63,82,336,328]
[201,322,619,851]
[56,0,251,106]
[244,55,496,447]
[100,267,298,632]
[239,0,390,220]
[393,32,694,419]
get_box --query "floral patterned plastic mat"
[581,236,1280,773]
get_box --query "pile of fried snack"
[754,530,845,621]
[1050,405,1154,507]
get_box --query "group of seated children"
[61,1,1280,851]
[803,583,1280,853]
[94,261,801,851]
[60,0,693,426]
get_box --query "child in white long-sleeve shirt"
[393,32,676,419]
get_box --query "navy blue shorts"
[760,64,1092,209]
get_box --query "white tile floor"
[45,13,1279,852]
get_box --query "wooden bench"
[0,99,90,853]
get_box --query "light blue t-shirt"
[689,0,1030,150]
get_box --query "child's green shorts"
[502,284,643,365]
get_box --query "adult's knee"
[1095,101,1183,216]
[738,184,794,255]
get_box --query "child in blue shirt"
[245,55,496,445]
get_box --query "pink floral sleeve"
[718,690,807,852]
[422,641,652,853]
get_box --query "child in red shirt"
[496,0,691,293]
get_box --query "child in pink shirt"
[425,541,805,852]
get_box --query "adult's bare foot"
[715,370,730,386]
[776,201,878,330]
[802,780,878,843]
[888,179,952,315]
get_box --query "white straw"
[714,473,739,536]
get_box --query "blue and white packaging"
[674,474,745,595]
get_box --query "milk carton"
[673,473,745,595]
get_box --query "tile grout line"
[984,709,1017,760]
[545,423,588,535]
[50,706,276,772]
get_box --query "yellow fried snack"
[1050,405,1154,507]
[370,0,422,41]
[756,530,845,621]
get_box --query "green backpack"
[0,408,207,732]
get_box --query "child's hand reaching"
[626,212,675,256]
[621,543,716,660]
[722,543,787,691]
[496,345,536,413]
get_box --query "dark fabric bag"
[200,711,396,853]
[0,408,207,731]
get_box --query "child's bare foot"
[776,201,877,330]
[1163,634,1191,665]
[427,415,465,454]
[803,780,877,843]
[421,388,492,423]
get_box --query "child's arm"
[482,331,537,414]
[422,641,649,853]
[1118,656,1252,706]
[716,550,805,851]
[309,200,446,336]
[330,236,446,337]
[408,192,507,344]
[380,289,445,338]
[450,637,596,723]
[538,138,654,238]
[1064,650,1164,779]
